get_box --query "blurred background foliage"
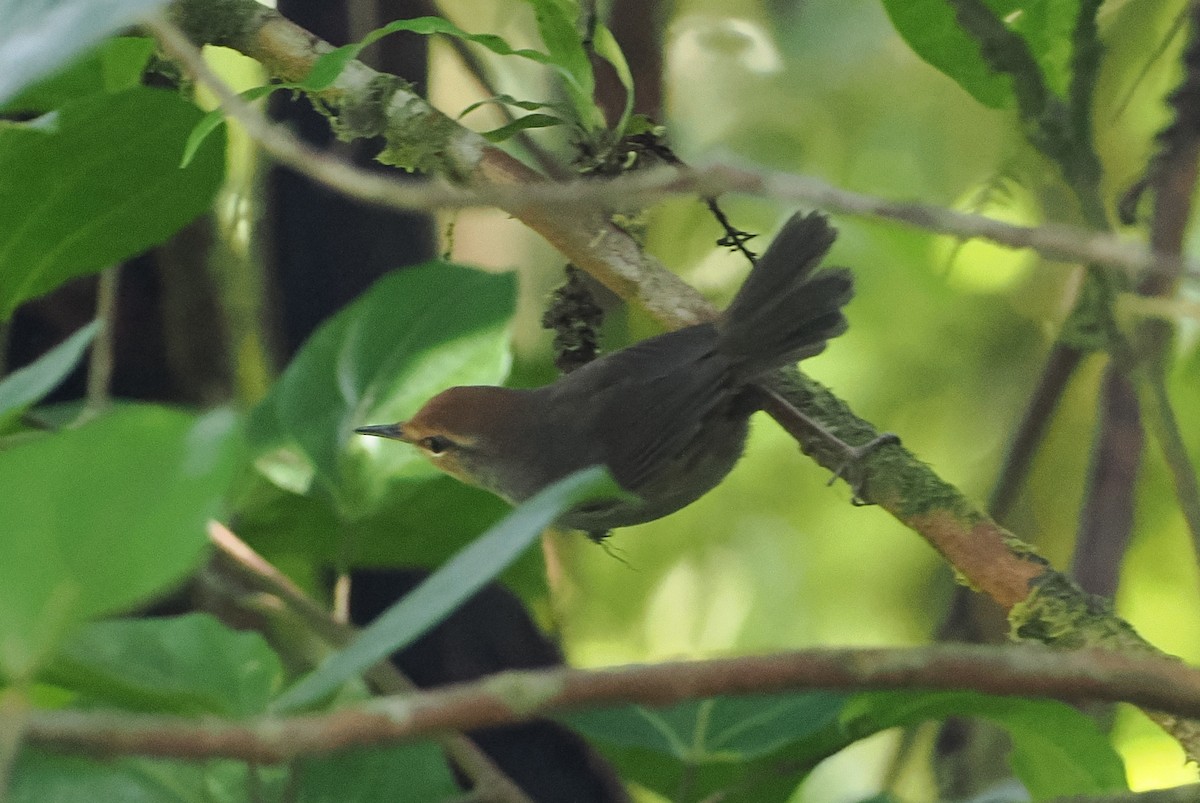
[418,0,1200,793]
[3,0,1200,798]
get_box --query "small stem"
[1072,365,1142,597]
[84,266,120,416]
[988,345,1085,521]
[1141,353,1200,555]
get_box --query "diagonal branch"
[156,0,1200,755]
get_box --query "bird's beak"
[354,422,408,441]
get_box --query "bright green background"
[2,0,1197,799]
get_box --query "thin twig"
[1135,1,1200,568]
[989,345,1085,521]
[1072,365,1142,597]
[1141,366,1200,553]
[84,266,119,416]
[144,17,1198,283]
[415,0,566,178]
[24,643,1200,761]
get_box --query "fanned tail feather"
[717,211,853,378]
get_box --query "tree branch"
[25,644,1200,762]
[148,13,1196,283]
[155,0,1200,755]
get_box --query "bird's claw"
[826,432,900,505]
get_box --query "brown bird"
[357,212,857,538]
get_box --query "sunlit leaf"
[248,261,514,516]
[880,0,1080,108]
[0,406,239,680]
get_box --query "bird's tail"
[717,211,853,379]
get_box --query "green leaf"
[0,87,225,320]
[834,690,1126,798]
[880,0,1079,109]
[248,261,515,516]
[45,614,284,717]
[565,691,846,802]
[520,0,603,132]
[0,320,98,430]
[294,743,459,802]
[301,10,606,134]
[480,113,566,142]
[459,93,569,117]
[2,36,156,113]
[9,748,282,803]
[0,405,239,680]
[590,21,635,137]
[272,466,620,712]
[0,0,169,106]
[181,84,281,168]
[569,688,1125,801]
[567,692,846,760]
[301,16,554,92]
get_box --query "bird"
[356,211,858,539]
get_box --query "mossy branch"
[160,0,1200,755]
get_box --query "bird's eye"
[420,435,454,455]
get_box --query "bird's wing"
[550,325,732,492]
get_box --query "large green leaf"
[565,691,846,802]
[568,688,1125,801]
[46,614,284,717]
[824,690,1126,799]
[248,262,515,517]
[9,748,281,803]
[0,405,239,680]
[294,743,459,802]
[272,466,619,712]
[0,0,168,106]
[880,0,1080,108]
[0,86,225,320]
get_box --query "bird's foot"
[826,432,900,505]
